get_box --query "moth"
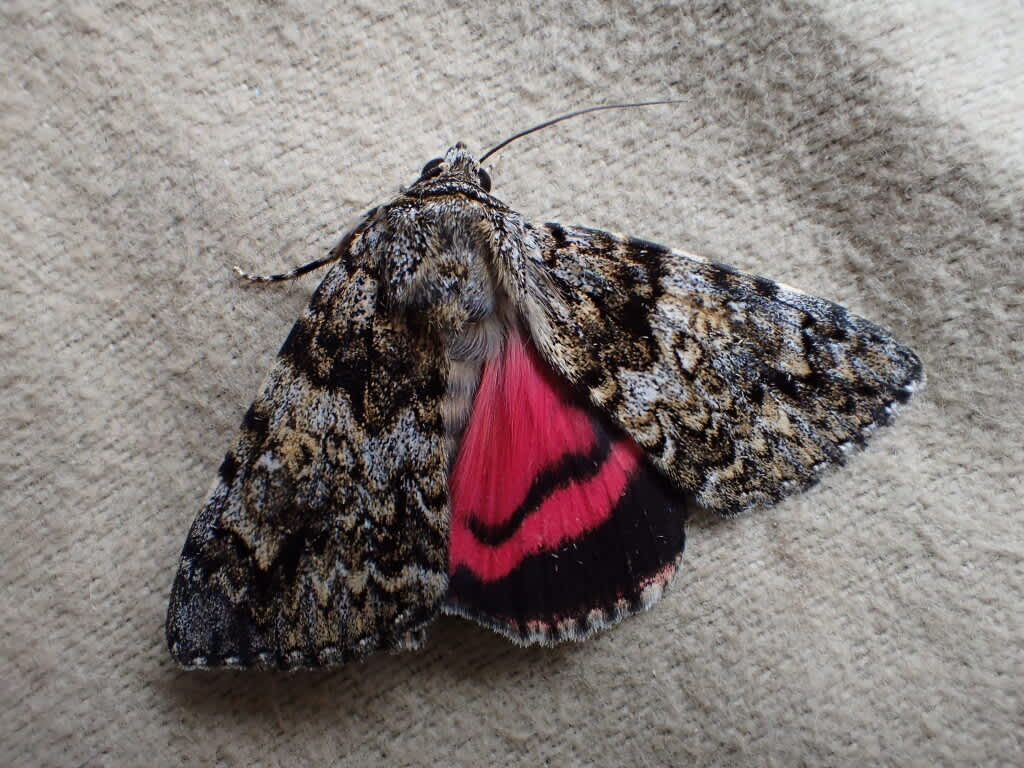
[167,105,923,669]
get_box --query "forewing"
[166,261,449,669]
[513,223,923,515]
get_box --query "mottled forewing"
[166,261,449,669]
[514,223,923,515]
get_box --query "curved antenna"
[479,99,685,164]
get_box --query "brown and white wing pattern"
[166,258,450,669]
[509,223,923,516]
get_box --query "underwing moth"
[167,118,923,669]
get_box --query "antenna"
[479,100,685,164]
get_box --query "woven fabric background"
[3,1,1020,765]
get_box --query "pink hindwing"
[445,332,687,644]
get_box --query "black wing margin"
[510,223,923,516]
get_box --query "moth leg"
[232,220,371,283]
[233,250,343,283]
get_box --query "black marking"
[627,236,670,258]
[581,364,602,391]
[576,226,616,255]
[241,404,270,442]
[465,419,613,547]
[546,222,569,249]
[805,303,852,342]
[406,181,495,204]
[753,275,779,299]
[278,317,318,376]
[218,452,239,486]
[620,291,655,339]
[893,381,915,403]
[248,521,327,606]
[446,456,687,636]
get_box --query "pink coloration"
[449,332,640,583]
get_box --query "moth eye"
[420,158,444,179]
[477,168,492,192]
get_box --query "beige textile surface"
[3,1,1021,765]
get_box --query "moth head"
[415,142,491,192]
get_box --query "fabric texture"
[3,1,1020,764]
